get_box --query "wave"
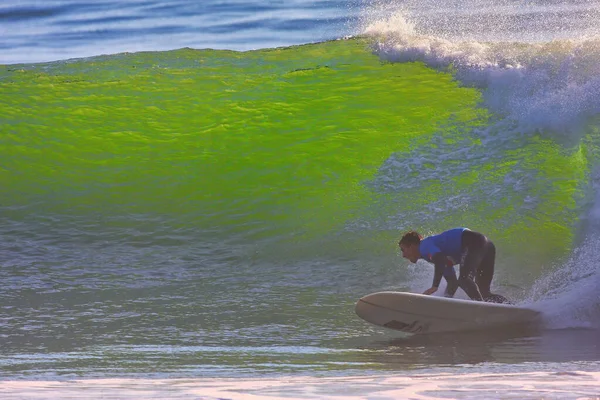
[361,9,600,328]
[363,12,600,136]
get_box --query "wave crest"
[363,11,600,136]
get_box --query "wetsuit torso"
[419,227,466,290]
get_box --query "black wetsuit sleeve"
[431,253,446,288]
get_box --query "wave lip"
[360,0,600,43]
[363,11,600,137]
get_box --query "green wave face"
[0,40,482,231]
[0,38,592,273]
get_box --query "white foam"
[526,168,600,329]
[526,236,600,330]
[362,11,600,137]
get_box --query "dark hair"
[399,231,422,247]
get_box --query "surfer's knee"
[458,277,483,301]
[457,276,473,292]
[457,275,472,286]
[444,281,459,297]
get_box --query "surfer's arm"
[423,253,446,295]
[423,286,437,295]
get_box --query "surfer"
[398,228,509,303]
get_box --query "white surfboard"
[355,291,540,334]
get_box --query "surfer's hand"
[423,287,438,295]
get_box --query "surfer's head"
[399,231,422,263]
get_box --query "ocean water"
[0,0,359,64]
[2,0,600,398]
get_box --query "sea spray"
[364,12,600,137]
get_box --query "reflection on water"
[0,368,599,400]
[358,327,600,368]
[1,327,599,377]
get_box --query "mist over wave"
[362,11,600,136]
[360,0,600,43]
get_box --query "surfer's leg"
[475,240,494,298]
[476,241,511,304]
[459,230,489,301]
[458,250,484,301]
[444,276,459,297]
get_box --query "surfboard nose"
[358,291,394,302]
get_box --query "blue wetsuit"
[419,228,465,296]
[419,228,509,303]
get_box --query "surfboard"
[355,291,541,334]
